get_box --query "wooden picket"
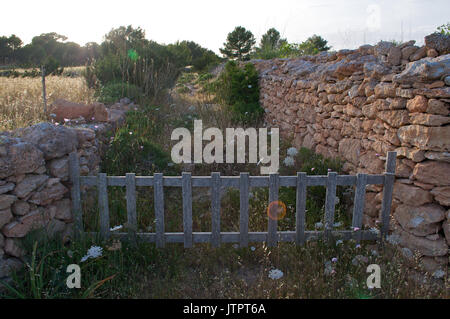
[68,152,397,247]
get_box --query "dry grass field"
[0,75,95,131]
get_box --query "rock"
[424,151,450,163]
[16,123,78,160]
[48,198,72,221]
[377,110,409,127]
[412,161,450,186]
[0,257,22,278]
[48,157,69,181]
[0,139,45,179]
[401,46,419,61]
[426,99,449,115]
[1,208,47,238]
[443,219,450,245]
[0,208,13,228]
[409,46,427,61]
[427,49,438,58]
[445,75,450,86]
[344,104,362,117]
[395,147,425,162]
[12,174,49,199]
[0,183,14,195]
[338,139,361,165]
[393,182,433,206]
[425,33,450,55]
[29,179,67,206]
[397,227,448,256]
[387,46,402,65]
[374,82,397,98]
[0,195,16,210]
[392,54,450,84]
[74,128,95,144]
[397,125,450,151]
[420,256,448,274]
[374,41,395,56]
[11,201,29,216]
[409,113,450,126]
[49,99,108,122]
[4,238,25,257]
[394,204,445,236]
[430,186,450,206]
[406,95,428,113]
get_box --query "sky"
[1,0,448,54]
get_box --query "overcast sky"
[1,0,448,54]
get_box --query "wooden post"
[239,173,249,247]
[69,152,83,238]
[352,173,367,243]
[126,173,137,243]
[268,173,279,247]
[182,172,193,248]
[295,172,307,245]
[211,172,221,247]
[324,172,337,242]
[98,173,110,239]
[381,152,396,240]
[41,65,47,115]
[154,173,165,248]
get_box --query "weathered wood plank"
[268,173,279,247]
[352,173,367,243]
[296,172,307,245]
[69,152,83,237]
[154,173,165,247]
[381,152,396,239]
[126,173,137,242]
[182,172,193,247]
[239,173,249,247]
[324,172,337,241]
[211,172,221,247]
[98,173,110,239]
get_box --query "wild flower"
[332,257,338,263]
[353,227,360,231]
[336,240,343,246]
[287,147,298,157]
[315,222,323,229]
[248,85,252,89]
[355,244,361,249]
[129,132,133,135]
[268,269,284,280]
[110,225,123,231]
[311,167,315,172]
[250,246,256,251]
[80,246,103,262]
[64,118,70,122]
[283,156,295,167]
[432,269,445,279]
[333,222,342,227]
[386,234,400,245]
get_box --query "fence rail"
[69,152,397,247]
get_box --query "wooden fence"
[69,152,396,248]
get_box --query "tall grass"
[0,76,96,131]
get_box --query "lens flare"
[267,200,287,221]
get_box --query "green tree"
[259,28,286,51]
[0,34,23,64]
[220,26,256,61]
[436,22,450,35]
[297,34,330,55]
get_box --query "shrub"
[214,61,263,124]
[96,82,142,104]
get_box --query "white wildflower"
[80,246,103,262]
[248,85,252,88]
[188,105,196,112]
[369,227,380,235]
[110,225,123,232]
[333,221,342,227]
[268,269,284,280]
[335,239,343,246]
[250,246,256,251]
[315,222,324,229]
[287,147,298,157]
[283,156,295,167]
[432,269,445,279]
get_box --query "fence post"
[352,173,367,243]
[324,172,337,242]
[239,173,249,247]
[69,152,83,238]
[268,173,279,247]
[295,172,307,245]
[182,172,193,248]
[380,151,396,240]
[98,173,110,239]
[126,173,137,243]
[211,172,221,247]
[154,173,165,248]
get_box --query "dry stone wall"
[253,33,450,272]
[0,100,131,281]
